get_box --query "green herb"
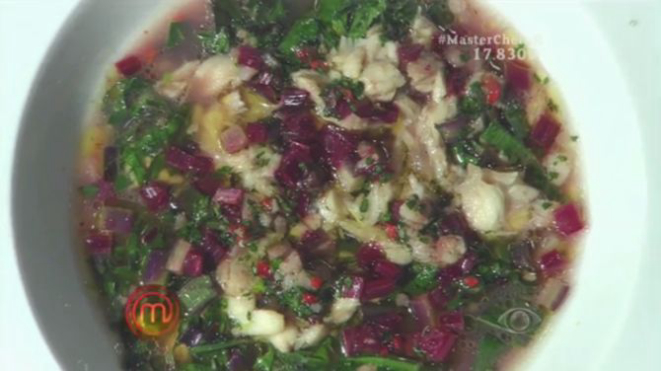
[571,135,579,142]
[406,195,421,211]
[403,263,439,296]
[459,82,487,116]
[548,99,559,112]
[80,185,99,198]
[254,151,270,168]
[473,335,506,371]
[189,339,253,356]
[348,0,387,38]
[279,287,315,317]
[341,356,421,371]
[278,17,320,63]
[425,0,454,27]
[542,201,553,210]
[167,22,186,48]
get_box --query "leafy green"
[178,276,217,314]
[503,102,529,140]
[254,346,276,371]
[473,335,506,371]
[480,121,561,200]
[278,17,320,63]
[348,0,387,38]
[189,339,253,357]
[197,29,231,55]
[167,22,186,48]
[212,0,289,50]
[403,263,439,295]
[381,0,418,40]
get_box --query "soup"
[77,0,586,370]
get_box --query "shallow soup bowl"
[11,0,650,370]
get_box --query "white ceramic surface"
[1,0,660,370]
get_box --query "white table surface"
[0,1,659,370]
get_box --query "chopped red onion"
[554,203,585,236]
[194,176,223,196]
[102,207,134,234]
[538,250,567,277]
[213,188,245,206]
[409,294,436,327]
[143,250,168,283]
[115,55,142,76]
[197,229,227,265]
[246,122,269,144]
[280,88,310,107]
[220,125,248,154]
[85,232,113,256]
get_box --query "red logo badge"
[125,285,180,338]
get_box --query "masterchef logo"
[125,285,180,337]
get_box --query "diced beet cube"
[281,112,317,144]
[429,286,451,309]
[398,44,424,66]
[140,182,170,212]
[246,122,269,144]
[237,45,264,70]
[183,249,204,277]
[530,114,561,152]
[554,203,585,236]
[356,245,386,269]
[370,313,403,333]
[194,176,222,196]
[373,260,403,279]
[539,250,567,277]
[165,147,213,175]
[85,232,113,256]
[342,325,380,356]
[115,55,142,76]
[444,65,470,96]
[322,125,357,169]
[197,229,227,266]
[362,278,397,301]
[505,60,532,94]
[438,312,465,334]
[414,328,457,362]
[275,141,312,188]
